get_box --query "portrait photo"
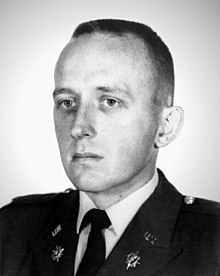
[0,1,219,275]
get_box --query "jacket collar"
[97,169,183,275]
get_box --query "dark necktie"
[76,209,111,276]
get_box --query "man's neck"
[86,169,156,209]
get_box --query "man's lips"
[72,152,103,160]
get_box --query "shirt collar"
[106,170,158,237]
[76,170,158,235]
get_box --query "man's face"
[54,32,161,194]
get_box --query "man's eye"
[60,99,76,109]
[102,98,120,107]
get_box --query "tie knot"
[80,209,111,232]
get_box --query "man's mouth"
[72,152,103,161]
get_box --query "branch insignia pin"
[125,251,141,270]
[144,231,157,245]
[51,245,64,262]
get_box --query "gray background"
[0,0,219,207]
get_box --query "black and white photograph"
[0,1,219,275]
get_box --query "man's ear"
[155,106,184,148]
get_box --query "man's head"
[72,19,174,107]
[53,19,183,204]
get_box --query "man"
[0,19,219,275]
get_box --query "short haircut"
[71,19,174,107]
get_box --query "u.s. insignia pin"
[51,245,64,262]
[52,224,62,237]
[125,251,141,270]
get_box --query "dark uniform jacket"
[0,170,220,275]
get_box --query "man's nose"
[71,105,96,140]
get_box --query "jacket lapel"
[30,190,79,276]
[97,170,183,276]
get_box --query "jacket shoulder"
[181,195,220,217]
[12,191,65,204]
[1,188,75,208]
[0,189,76,237]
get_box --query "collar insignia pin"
[125,251,141,270]
[51,245,64,262]
[52,224,62,237]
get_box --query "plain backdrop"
[0,0,220,207]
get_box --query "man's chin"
[72,184,107,194]
[68,174,105,193]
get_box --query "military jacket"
[0,170,220,275]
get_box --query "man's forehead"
[55,32,155,84]
[60,32,151,63]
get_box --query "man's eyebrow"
[97,86,133,99]
[53,88,75,97]
[53,86,133,99]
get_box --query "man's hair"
[71,19,174,106]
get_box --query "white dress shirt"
[74,170,158,274]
